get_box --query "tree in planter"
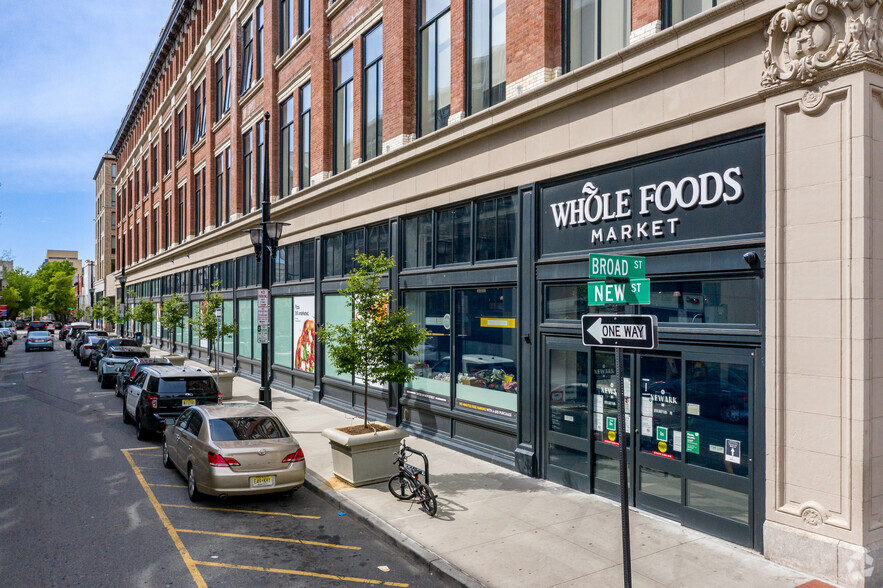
[318,253,428,432]
[160,293,189,353]
[91,298,116,330]
[72,307,86,321]
[130,298,157,343]
[192,280,237,380]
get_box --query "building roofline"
[108,0,191,158]
[93,153,117,181]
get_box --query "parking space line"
[193,560,408,586]
[149,483,187,488]
[177,528,361,550]
[122,449,207,588]
[160,503,321,520]
[136,466,167,471]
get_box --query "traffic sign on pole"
[586,278,650,305]
[581,314,657,350]
[589,253,645,279]
[257,289,270,326]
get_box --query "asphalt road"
[0,334,443,588]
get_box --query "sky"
[0,0,173,273]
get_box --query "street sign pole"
[615,342,632,588]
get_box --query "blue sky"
[0,0,172,273]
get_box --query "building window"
[163,127,170,173]
[280,0,293,54]
[256,3,264,78]
[343,229,365,274]
[256,120,265,202]
[195,169,203,234]
[164,202,169,249]
[215,153,224,227]
[177,185,185,243]
[366,223,389,257]
[243,130,253,212]
[324,234,342,277]
[404,290,452,402]
[468,0,506,114]
[215,56,224,121]
[403,212,433,268]
[151,144,158,185]
[476,193,516,261]
[333,48,354,173]
[143,157,149,195]
[299,82,311,188]
[177,108,187,159]
[362,23,383,161]
[436,204,471,265]
[152,211,157,254]
[224,48,231,113]
[418,0,451,136]
[280,95,294,197]
[111,163,117,179]
[299,0,310,34]
[193,80,206,142]
[225,147,231,222]
[668,0,717,26]
[241,17,254,94]
[566,0,629,71]
[300,239,315,279]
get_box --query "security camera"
[743,251,759,266]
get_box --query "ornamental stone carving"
[762,0,883,87]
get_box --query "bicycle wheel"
[388,473,417,500]
[415,482,437,517]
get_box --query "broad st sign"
[539,132,763,256]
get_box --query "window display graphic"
[293,296,315,373]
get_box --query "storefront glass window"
[404,290,452,403]
[642,278,757,326]
[274,297,293,367]
[476,194,516,261]
[293,296,316,372]
[592,350,632,446]
[549,349,589,437]
[324,234,342,277]
[639,356,681,460]
[403,212,433,268]
[223,300,234,354]
[323,294,352,381]
[300,240,315,279]
[436,205,471,265]
[454,288,518,419]
[343,229,365,274]
[238,299,253,359]
[685,360,749,477]
[686,479,748,524]
[544,284,588,321]
[190,301,199,346]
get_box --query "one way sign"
[581,314,658,350]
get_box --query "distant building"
[44,250,82,276]
[93,154,117,306]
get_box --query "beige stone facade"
[105,0,883,584]
[93,154,117,300]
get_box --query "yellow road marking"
[160,503,321,520]
[150,483,187,488]
[177,528,360,550]
[122,449,207,588]
[137,466,167,471]
[194,560,408,586]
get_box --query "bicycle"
[388,440,437,517]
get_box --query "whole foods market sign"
[540,133,763,255]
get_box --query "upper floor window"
[280,95,295,197]
[418,0,451,136]
[243,130,253,212]
[256,3,264,78]
[215,153,224,227]
[566,0,629,71]
[333,48,354,173]
[177,108,187,159]
[468,0,506,114]
[667,0,717,26]
[299,0,310,35]
[241,17,254,94]
[256,120,265,202]
[163,127,171,173]
[151,144,158,185]
[111,163,117,179]
[280,0,294,54]
[193,80,206,142]
[362,23,383,162]
[215,49,231,120]
[299,82,311,188]
[143,157,149,196]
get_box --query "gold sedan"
[162,403,306,501]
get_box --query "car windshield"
[159,377,217,396]
[111,349,149,358]
[209,416,289,441]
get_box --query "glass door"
[542,337,591,493]
[591,349,635,503]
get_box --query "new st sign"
[581,314,658,350]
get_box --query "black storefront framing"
[133,126,765,550]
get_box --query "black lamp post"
[244,112,288,409]
[118,266,127,336]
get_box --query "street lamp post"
[118,266,127,336]
[244,112,288,409]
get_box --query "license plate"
[251,475,274,487]
[181,399,196,406]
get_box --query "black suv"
[115,356,173,397]
[27,321,50,332]
[122,365,221,440]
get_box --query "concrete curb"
[303,471,484,588]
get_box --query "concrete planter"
[162,353,186,366]
[321,424,408,487]
[142,344,152,355]
[212,370,236,400]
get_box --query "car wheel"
[123,404,133,424]
[187,465,203,502]
[135,411,149,441]
[115,385,122,398]
[89,361,96,371]
[162,439,174,469]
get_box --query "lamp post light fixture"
[118,266,127,336]
[241,112,289,409]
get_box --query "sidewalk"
[172,357,828,588]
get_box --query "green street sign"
[589,254,645,279]
[587,279,650,305]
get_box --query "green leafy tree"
[72,307,86,321]
[160,293,189,352]
[192,281,237,378]
[131,298,156,338]
[318,253,427,430]
[31,261,76,320]
[90,297,116,330]
[0,286,22,320]
[3,267,33,318]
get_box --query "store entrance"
[542,339,760,548]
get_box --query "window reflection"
[405,291,452,404]
[549,349,589,437]
[642,279,757,325]
[639,356,681,460]
[592,350,631,446]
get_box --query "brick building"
[105,0,883,584]
[93,154,117,306]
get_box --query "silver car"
[25,331,54,352]
[162,403,306,501]
[0,328,13,346]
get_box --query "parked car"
[123,365,222,440]
[72,330,108,357]
[95,341,149,387]
[162,403,305,502]
[15,319,26,330]
[115,356,173,396]
[0,334,7,356]
[0,321,16,340]
[52,321,63,334]
[27,321,50,333]
[65,322,94,349]
[78,336,105,366]
[0,328,14,346]
[25,331,53,352]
